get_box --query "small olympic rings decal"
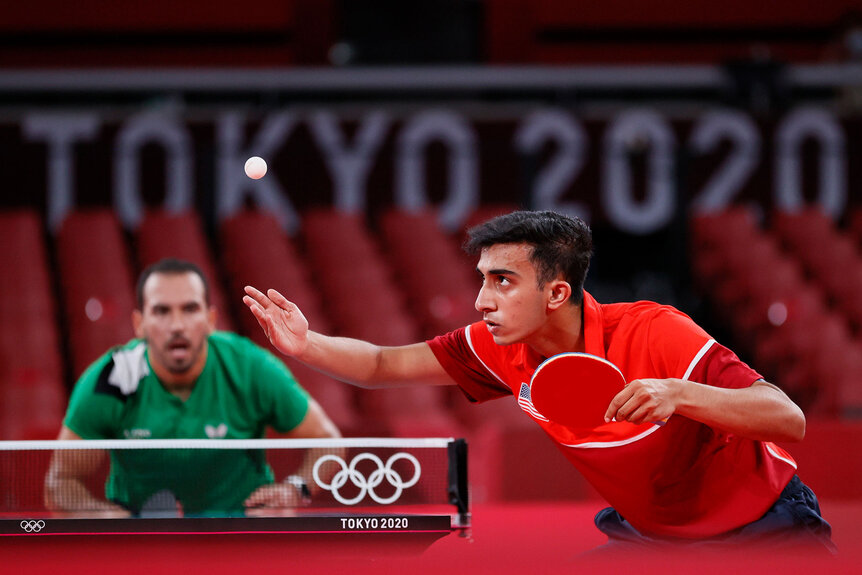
[20,520,45,533]
[312,452,421,506]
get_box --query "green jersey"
[64,332,310,516]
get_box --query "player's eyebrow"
[477,267,519,277]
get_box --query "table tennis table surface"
[1,510,464,572]
[1,512,455,537]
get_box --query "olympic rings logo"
[20,520,45,533]
[312,452,421,506]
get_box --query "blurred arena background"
[2,0,862,518]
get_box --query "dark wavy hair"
[136,258,211,309]
[463,210,593,305]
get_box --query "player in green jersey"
[45,258,341,517]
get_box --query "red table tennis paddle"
[529,352,627,430]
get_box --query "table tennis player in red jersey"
[243,210,835,554]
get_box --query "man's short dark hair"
[463,210,593,305]
[136,258,211,309]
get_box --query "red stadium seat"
[448,203,857,420]
[220,210,368,437]
[771,207,837,254]
[0,381,67,441]
[301,209,462,436]
[754,311,854,415]
[302,209,419,341]
[221,210,329,335]
[689,206,765,292]
[0,211,63,362]
[0,210,66,439]
[448,389,530,433]
[136,210,235,331]
[56,209,137,378]
[690,206,762,252]
[769,207,862,338]
[831,264,862,334]
[835,343,862,417]
[380,209,479,338]
[731,284,828,352]
[807,341,862,417]
[708,239,803,315]
[801,236,860,290]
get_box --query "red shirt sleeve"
[426,327,512,403]
[642,305,763,388]
[689,341,765,390]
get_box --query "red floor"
[4,500,860,575]
[419,500,862,574]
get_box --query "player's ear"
[547,280,572,310]
[207,306,218,331]
[132,309,144,338]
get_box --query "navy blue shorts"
[590,475,836,556]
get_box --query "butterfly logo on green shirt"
[204,423,228,438]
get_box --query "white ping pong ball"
[244,156,267,180]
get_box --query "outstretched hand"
[243,286,309,358]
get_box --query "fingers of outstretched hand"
[243,285,295,313]
[243,285,269,305]
[242,294,260,312]
[243,297,271,332]
[266,288,292,309]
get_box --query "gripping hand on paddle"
[243,286,309,359]
[604,378,680,426]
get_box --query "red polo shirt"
[427,291,797,539]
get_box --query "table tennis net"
[0,438,468,521]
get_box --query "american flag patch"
[517,383,549,421]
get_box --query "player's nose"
[474,284,494,312]
[169,311,187,331]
